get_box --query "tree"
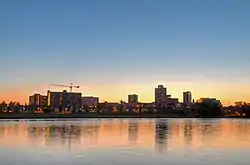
[138,105,142,114]
[83,105,89,113]
[235,101,244,107]
[119,100,124,113]
[0,101,7,112]
[194,98,224,117]
[235,101,250,117]
[96,104,101,113]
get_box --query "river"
[0,118,249,164]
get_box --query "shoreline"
[0,113,248,119]
[0,113,231,119]
[0,113,199,119]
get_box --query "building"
[29,94,40,106]
[128,94,138,103]
[155,85,167,104]
[47,90,82,110]
[40,95,47,106]
[29,94,47,106]
[82,96,99,106]
[166,98,179,105]
[183,91,192,104]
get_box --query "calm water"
[0,118,250,165]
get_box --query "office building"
[155,85,167,104]
[47,90,82,109]
[183,91,192,104]
[82,96,99,106]
[166,98,179,105]
[128,94,138,103]
[29,94,47,106]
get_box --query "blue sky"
[1,0,250,102]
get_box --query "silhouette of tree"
[83,105,89,113]
[6,101,21,113]
[235,101,244,107]
[138,105,142,114]
[0,101,7,112]
[96,104,100,113]
[234,101,250,117]
[119,100,123,113]
[194,98,224,117]
[43,105,50,113]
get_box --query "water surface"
[0,118,250,165]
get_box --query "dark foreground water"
[0,118,250,165]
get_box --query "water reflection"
[155,120,168,153]
[128,120,138,143]
[1,119,250,152]
[183,120,192,145]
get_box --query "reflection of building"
[47,90,82,109]
[82,96,99,106]
[155,85,167,104]
[128,94,138,103]
[183,121,193,145]
[29,94,47,106]
[183,91,192,104]
[128,121,139,142]
[155,121,168,153]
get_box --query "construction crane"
[50,83,80,92]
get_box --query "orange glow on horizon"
[0,82,250,106]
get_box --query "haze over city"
[1,0,250,105]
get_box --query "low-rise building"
[128,94,138,103]
[82,96,99,106]
[29,94,47,106]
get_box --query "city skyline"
[1,83,249,106]
[2,0,250,105]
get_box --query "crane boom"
[50,83,80,92]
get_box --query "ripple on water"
[0,118,250,164]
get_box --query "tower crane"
[50,83,80,92]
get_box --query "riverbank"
[0,113,247,119]
[0,113,200,119]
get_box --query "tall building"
[155,85,167,104]
[29,94,47,106]
[183,91,192,104]
[82,96,99,106]
[128,94,138,103]
[47,90,82,109]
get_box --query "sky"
[1,0,250,105]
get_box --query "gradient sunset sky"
[1,0,250,104]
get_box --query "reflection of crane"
[50,83,80,92]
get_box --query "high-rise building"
[47,90,82,109]
[155,85,167,104]
[29,94,47,106]
[183,91,192,104]
[128,94,138,103]
[82,96,99,106]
